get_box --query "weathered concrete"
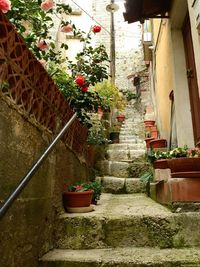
[125,178,145,193]
[39,245,200,267]
[98,176,145,194]
[96,160,130,178]
[53,194,200,251]
[101,176,125,193]
[0,97,89,267]
[106,149,145,161]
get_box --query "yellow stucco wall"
[153,19,173,140]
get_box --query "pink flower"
[61,24,73,33]
[80,87,88,92]
[38,59,47,66]
[75,185,83,192]
[41,0,54,12]
[0,0,11,13]
[92,25,101,33]
[37,40,48,51]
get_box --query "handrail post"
[0,113,77,219]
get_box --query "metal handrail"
[0,112,77,219]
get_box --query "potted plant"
[116,114,125,123]
[149,138,167,149]
[167,147,200,177]
[109,123,121,143]
[148,150,171,169]
[63,181,102,212]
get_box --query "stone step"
[96,160,130,177]
[107,144,145,150]
[120,139,142,144]
[49,194,200,250]
[106,149,145,161]
[120,136,142,140]
[100,176,145,193]
[39,247,200,267]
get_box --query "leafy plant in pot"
[63,181,102,212]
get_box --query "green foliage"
[95,80,125,111]
[87,114,109,145]
[68,44,109,87]
[147,145,189,163]
[139,170,154,196]
[125,90,137,101]
[84,181,102,204]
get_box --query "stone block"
[125,178,145,193]
[102,176,125,193]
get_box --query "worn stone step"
[50,194,200,250]
[96,160,130,177]
[120,139,141,144]
[106,149,145,160]
[100,176,145,193]
[39,247,200,267]
[108,144,145,150]
[120,135,139,140]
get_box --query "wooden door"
[182,15,200,146]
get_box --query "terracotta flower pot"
[149,139,167,149]
[63,190,93,208]
[167,157,200,178]
[144,120,155,131]
[144,137,155,149]
[150,125,158,139]
[116,115,125,123]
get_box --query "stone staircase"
[96,103,146,193]
[39,102,200,266]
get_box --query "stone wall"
[0,97,89,267]
[92,0,145,92]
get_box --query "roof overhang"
[123,0,172,23]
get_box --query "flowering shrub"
[4,0,110,124]
[148,145,200,163]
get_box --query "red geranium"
[75,75,85,86]
[80,87,88,92]
[92,25,101,33]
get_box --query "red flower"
[80,87,88,92]
[92,25,101,33]
[75,75,85,86]
[75,185,83,191]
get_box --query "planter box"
[167,157,200,178]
